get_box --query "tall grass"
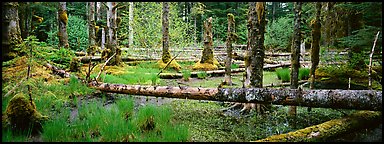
[275,68,311,82]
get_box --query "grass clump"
[298,68,310,80]
[181,70,192,81]
[275,68,290,82]
[197,71,209,79]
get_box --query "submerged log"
[88,82,382,111]
[254,110,382,142]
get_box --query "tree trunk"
[224,13,236,86]
[88,82,382,111]
[193,17,217,70]
[368,31,380,89]
[58,2,69,49]
[310,2,322,90]
[106,2,121,66]
[2,2,23,61]
[289,2,302,116]
[88,2,96,47]
[96,2,101,21]
[254,110,381,142]
[18,2,31,39]
[159,2,181,71]
[128,2,134,49]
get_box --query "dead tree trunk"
[223,13,236,86]
[254,110,381,142]
[58,2,69,49]
[88,82,382,111]
[368,31,380,89]
[289,2,302,116]
[193,17,218,70]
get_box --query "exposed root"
[222,102,271,114]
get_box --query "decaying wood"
[96,52,116,81]
[88,82,382,111]
[44,63,72,78]
[368,31,380,89]
[254,110,381,142]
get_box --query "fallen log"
[78,56,197,63]
[253,110,381,142]
[88,82,382,111]
[44,63,72,78]
[265,80,307,87]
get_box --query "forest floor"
[2,56,382,142]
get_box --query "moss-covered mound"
[157,59,181,71]
[3,93,48,135]
[192,58,220,71]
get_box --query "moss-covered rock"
[4,93,48,135]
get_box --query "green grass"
[181,70,192,81]
[197,71,208,79]
[275,68,311,82]
[275,68,290,82]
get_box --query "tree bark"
[310,2,322,90]
[224,13,236,86]
[106,2,121,66]
[254,110,381,142]
[200,17,214,64]
[162,2,172,63]
[2,2,23,61]
[368,31,380,89]
[88,2,96,47]
[58,2,69,49]
[289,2,302,116]
[128,2,134,48]
[96,2,101,21]
[88,82,382,111]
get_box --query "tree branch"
[96,52,117,81]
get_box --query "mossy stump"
[3,93,48,135]
[69,57,80,72]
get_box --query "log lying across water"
[88,82,382,111]
[254,110,382,142]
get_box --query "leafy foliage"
[67,15,89,51]
[265,17,294,51]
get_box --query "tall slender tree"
[288,2,302,116]
[158,2,181,71]
[310,2,322,89]
[2,2,23,61]
[223,13,236,86]
[88,2,96,55]
[128,2,134,48]
[58,2,69,49]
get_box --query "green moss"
[59,10,68,24]
[192,60,218,71]
[157,59,181,71]
[4,93,48,135]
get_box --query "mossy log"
[88,82,382,111]
[253,110,381,142]
[78,56,195,63]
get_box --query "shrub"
[265,17,294,51]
